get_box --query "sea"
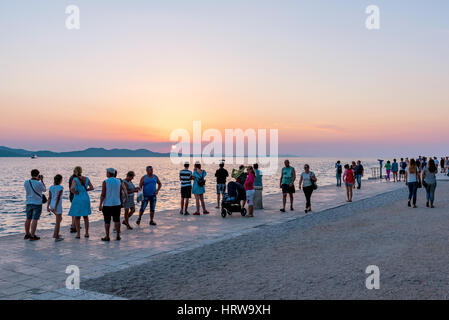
[0,157,381,237]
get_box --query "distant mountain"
[0,146,170,157]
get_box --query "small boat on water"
[31,154,38,159]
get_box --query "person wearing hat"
[179,162,193,215]
[99,168,125,241]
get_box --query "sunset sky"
[1,0,448,156]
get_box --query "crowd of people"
[23,156,447,242]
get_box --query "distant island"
[0,146,170,158]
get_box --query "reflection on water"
[0,157,380,236]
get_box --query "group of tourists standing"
[22,156,445,242]
[335,160,364,202]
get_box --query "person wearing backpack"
[399,158,407,182]
[335,161,342,187]
[343,164,355,202]
[192,162,209,215]
[24,169,46,241]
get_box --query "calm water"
[0,157,380,236]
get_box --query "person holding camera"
[24,169,46,241]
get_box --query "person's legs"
[412,183,418,206]
[30,219,39,236]
[137,199,148,224]
[53,214,62,238]
[184,198,189,213]
[282,193,287,210]
[407,182,413,201]
[200,194,208,213]
[180,198,185,214]
[336,174,341,187]
[430,183,436,206]
[102,208,111,240]
[356,175,362,189]
[74,217,81,238]
[25,219,31,236]
[194,194,200,213]
[149,196,157,224]
[216,184,221,208]
[289,193,294,210]
[124,208,130,223]
[83,216,89,236]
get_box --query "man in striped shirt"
[179,162,193,215]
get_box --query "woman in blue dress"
[69,166,94,239]
[192,162,209,215]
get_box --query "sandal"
[136,218,141,225]
[101,237,110,242]
[193,212,200,216]
[84,234,89,238]
[280,208,286,212]
[203,211,210,214]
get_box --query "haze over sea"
[0,157,382,237]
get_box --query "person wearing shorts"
[180,162,193,215]
[244,166,256,217]
[343,164,355,202]
[280,160,296,212]
[215,162,229,208]
[24,169,46,241]
[99,168,125,241]
[399,158,407,181]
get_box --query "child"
[385,161,392,181]
[47,174,64,242]
[343,164,355,202]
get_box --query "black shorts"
[102,205,121,224]
[181,186,192,199]
[399,170,406,175]
[282,184,295,194]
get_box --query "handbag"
[197,171,206,187]
[311,173,318,190]
[29,180,47,204]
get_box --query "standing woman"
[298,164,317,213]
[423,160,437,208]
[192,162,209,215]
[123,171,139,229]
[68,166,94,239]
[405,158,421,208]
[385,160,392,181]
[343,164,355,202]
[244,166,256,217]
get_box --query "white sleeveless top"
[103,177,121,206]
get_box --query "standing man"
[392,159,399,182]
[280,160,296,212]
[335,161,342,187]
[253,163,263,209]
[24,169,46,241]
[354,161,364,189]
[399,158,407,182]
[215,162,229,208]
[179,162,192,215]
[138,166,162,226]
[99,168,125,241]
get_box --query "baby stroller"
[221,181,247,218]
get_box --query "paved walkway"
[1,175,446,300]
